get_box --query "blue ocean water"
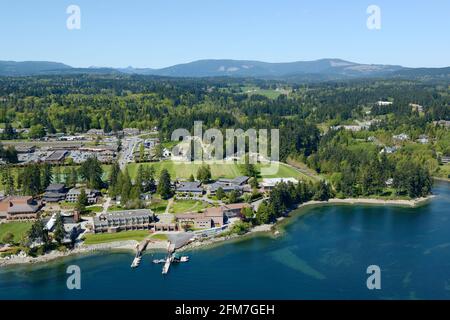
[1,181,449,300]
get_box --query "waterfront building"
[0,196,42,220]
[220,203,251,218]
[93,209,154,233]
[175,204,250,229]
[261,177,299,191]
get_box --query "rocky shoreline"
[177,195,435,252]
[0,240,168,267]
[0,195,434,267]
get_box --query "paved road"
[100,197,112,216]
[118,136,142,169]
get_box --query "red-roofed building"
[0,196,42,220]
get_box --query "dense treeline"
[0,76,448,160]
[308,130,433,198]
[250,180,332,226]
[0,75,448,199]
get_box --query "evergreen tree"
[313,180,333,201]
[196,164,211,183]
[120,169,133,204]
[79,157,103,189]
[249,177,259,189]
[27,220,49,246]
[53,166,61,184]
[76,188,88,213]
[135,165,145,194]
[41,163,53,191]
[142,165,156,192]
[19,164,42,196]
[1,166,15,195]
[157,169,172,200]
[216,187,225,200]
[69,167,78,187]
[53,213,66,245]
[228,190,239,204]
[108,161,121,197]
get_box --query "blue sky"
[0,0,449,68]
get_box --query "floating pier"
[162,255,171,274]
[130,239,150,268]
[131,256,141,268]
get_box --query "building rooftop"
[176,181,203,193]
[96,209,153,220]
[208,182,242,193]
[0,196,41,215]
[261,177,299,187]
[231,176,250,185]
[45,183,66,192]
[45,150,68,162]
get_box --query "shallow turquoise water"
[1,182,449,300]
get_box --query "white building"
[377,101,393,106]
[261,177,299,191]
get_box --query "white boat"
[152,259,165,264]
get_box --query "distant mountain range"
[0,59,449,81]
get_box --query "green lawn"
[241,86,286,99]
[83,230,150,245]
[87,205,103,212]
[150,233,168,241]
[86,205,103,213]
[257,163,309,180]
[125,160,307,181]
[126,161,241,180]
[0,222,33,244]
[149,196,168,214]
[170,199,209,214]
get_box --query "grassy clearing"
[149,195,168,214]
[241,86,286,99]
[125,160,307,181]
[1,160,308,192]
[83,230,150,245]
[0,222,33,243]
[86,205,103,213]
[150,233,168,241]
[170,199,209,214]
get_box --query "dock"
[162,255,171,274]
[130,239,150,268]
[131,255,141,268]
